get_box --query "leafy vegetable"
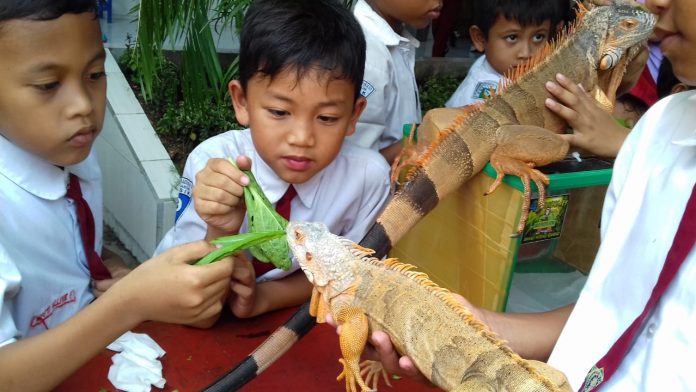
[195,230,286,265]
[229,158,293,270]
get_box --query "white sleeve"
[153,146,213,256]
[0,242,21,347]
[348,47,401,151]
[340,156,391,243]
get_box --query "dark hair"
[0,0,96,25]
[238,0,366,100]
[472,0,564,37]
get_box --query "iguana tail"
[202,302,315,391]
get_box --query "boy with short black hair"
[446,0,564,107]
[347,0,444,164]
[156,0,390,320]
[0,2,235,390]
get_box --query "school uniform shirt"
[445,55,502,108]
[548,90,696,390]
[155,129,391,282]
[346,0,422,151]
[0,136,102,346]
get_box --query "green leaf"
[195,230,285,265]
[229,158,292,270]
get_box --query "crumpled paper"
[107,331,166,392]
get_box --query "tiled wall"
[96,49,178,262]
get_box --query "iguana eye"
[621,19,637,29]
[295,229,305,244]
[305,252,313,262]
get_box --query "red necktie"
[251,185,297,277]
[580,183,696,391]
[66,174,112,281]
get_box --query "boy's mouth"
[68,127,97,148]
[283,155,312,171]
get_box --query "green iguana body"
[205,3,655,391]
[289,221,572,392]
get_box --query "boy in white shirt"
[446,0,563,107]
[347,0,444,164]
[0,2,234,390]
[156,0,390,321]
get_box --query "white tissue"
[107,331,167,392]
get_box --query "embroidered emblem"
[360,80,375,98]
[581,365,604,392]
[175,177,193,222]
[473,81,497,100]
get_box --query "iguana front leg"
[336,307,373,392]
[485,125,569,234]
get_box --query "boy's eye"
[89,71,106,81]
[318,115,338,123]
[268,108,288,117]
[33,81,59,92]
[532,34,547,43]
[504,34,518,43]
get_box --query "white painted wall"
[97,49,179,262]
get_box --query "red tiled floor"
[56,306,432,391]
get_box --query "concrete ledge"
[96,49,178,262]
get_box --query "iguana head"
[592,2,656,70]
[287,221,357,290]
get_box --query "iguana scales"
[203,2,655,390]
[289,220,572,392]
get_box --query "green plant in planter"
[132,0,357,111]
[418,73,461,116]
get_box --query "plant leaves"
[195,230,285,265]
[230,159,292,270]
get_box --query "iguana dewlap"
[289,221,572,392]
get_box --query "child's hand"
[544,73,629,158]
[193,155,252,238]
[109,241,235,326]
[227,253,259,318]
[92,247,132,298]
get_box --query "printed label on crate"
[521,194,570,243]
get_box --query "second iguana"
[288,221,572,392]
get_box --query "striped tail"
[202,302,315,391]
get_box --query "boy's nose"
[518,42,533,59]
[287,120,315,147]
[66,84,95,118]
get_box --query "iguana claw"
[360,360,392,390]
[485,156,550,235]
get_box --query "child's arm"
[227,253,312,319]
[545,73,630,158]
[0,241,234,392]
[379,140,404,165]
[193,155,252,241]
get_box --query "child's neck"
[365,1,403,35]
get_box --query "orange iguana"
[288,221,572,392]
[202,2,655,391]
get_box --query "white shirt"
[346,0,422,151]
[548,90,696,391]
[445,55,502,108]
[0,136,102,347]
[155,129,391,282]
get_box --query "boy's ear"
[469,25,487,53]
[345,96,367,137]
[228,80,250,126]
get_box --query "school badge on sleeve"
[473,81,497,100]
[175,177,193,222]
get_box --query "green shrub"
[418,73,460,116]
[157,101,239,143]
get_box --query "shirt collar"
[671,91,696,146]
[354,0,420,48]
[0,135,99,200]
[251,153,325,210]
